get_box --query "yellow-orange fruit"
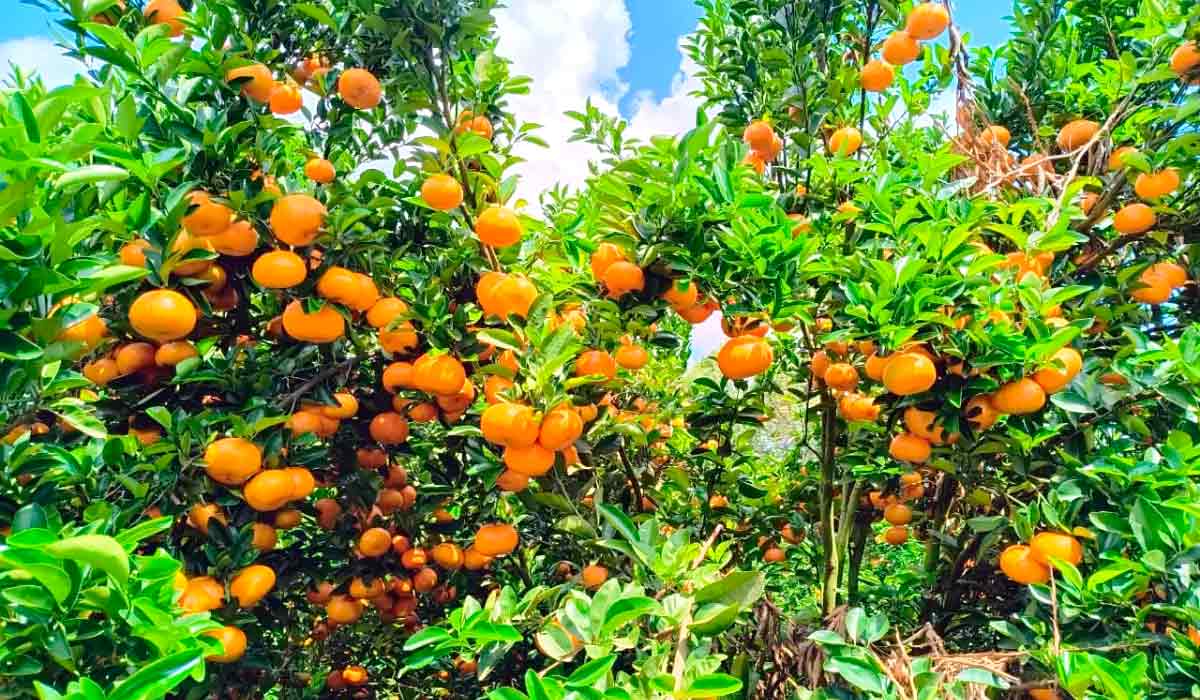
[991,378,1046,415]
[889,433,932,463]
[882,352,936,395]
[905,3,950,40]
[882,31,921,65]
[1029,532,1083,566]
[999,544,1050,584]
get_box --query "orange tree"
[1,1,1199,700]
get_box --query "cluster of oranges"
[590,243,646,298]
[999,531,1084,585]
[741,120,785,173]
[177,562,278,664]
[862,2,950,93]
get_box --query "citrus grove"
[0,0,1198,699]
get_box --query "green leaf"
[54,165,129,189]
[45,534,130,587]
[597,504,650,568]
[114,517,174,549]
[825,654,889,694]
[0,331,43,360]
[693,570,764,607]
[292,2,338,30]
[683,674,742,697]
[404,626,454,651]
[11,92,40,143]
[106,649,204,700]
[566,654,616,688]
[600,596,659,636]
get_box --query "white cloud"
[493,2,704,203]
[0,37,85,87]
[688,311,725,366]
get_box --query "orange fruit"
[226,63,275,103]
[114,342,156,375]
[401,547,429,569]
[1133,169,1179,200]
[662,279,700,309]
[964,395,999,431]
[369,412,410,444]
[379,362,417,393]
[829,126,863,156]
[581,564,608,589]
[432,542,465,570]
[412,352,467,396]
[590,243,626,280]
[435,379,476,413]
[475,206,523,247]
[882,352,935,395]
[326,595,364,624]
[1132,266,1173,305]
[480,403,540,447]
[1029,690,1058,700]
[1113,202,1156,235]
[1108,145,1137,171]
[178,575,224,613]
[860,59,894,91]
[905,2,949,40]
[322,392,359,419]
[337,68,382,109]
[884,526,909,545]
[991,378,1046,415]
[823,363,859,391]
[204,625,247,663]
[270,194,326,246]
[187,503,225,534]
[496,469,530,492]
[504,443,556,477]
[576,350,618,380]
[980,125,1011,147]
[742,120,774,152]
[882,31,921,65]
[1056,119,1099,150]
[251,523,277,551]
[348,576,385,599]
[474,523,519,556]
[407,402,438,422]
[838,393,880,422]
[281,301,344,343]
[120,239,152,267]
[204,437,262,486]
[242,470,294,512]
[764,547,786,563]
[129,289,196,342]
[602,261,645,297]
[274,508,303,529]
[413,567,438,593]
[143,0,184,36]
[464,546,493,570]
[903,406,940,440]
[367,297,410,328]
[252,250,306,288]
[484,375,514,404]
[211,220,258,256]
[539,408,583,451]
[359,527,392,557]
[615,343,649,370]
[268,82,302,114]
[889,433,931,463]
[83,358,119,386]
[998,544,1050,584]
[421,174,463,211]
[1170,41,1200,76]
[181,190,230,236]
[1029,532,1083,566]
[1032,347,1082,394]
[57,313,107,352]
[304,158,336,184]
[742,152,766,174]
[230,564,276,608]
[884,503,912,526]
[717,335,774,380]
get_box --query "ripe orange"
[204,437,263,486]
[539,409,583,451]
[615,343,649,370]
[178,576,224,613]
[251,523,277,551]
[463,546,493,570]
[882,352,936,395]
[742,120,774,152]
[838,393,880,422]
[348,576,385,599]
[401,547,429,569]
[496,469,530,492]
[884,503,912,526]
[432,542,465,570]
[143,0,184,36]
[268,83,302,114]
[474,523,519,557]
[480,403,540,447]
[187,503,225,534]
[326,595,364,624]
[1133,169,1179,200]
[576,350,618,380]
[281,301,344,343]
[407,402,438,422]
[1170,41,1200,76]
[980,125,1011,148]
[242,470,294,511]
[1132,266,1173,304]
[1029,690,1059,700]
[322,392,359,419]
[860,59,894,91]
[226,63,275,103]
[602,261,645,297]
[252,250,306,288]
[129,289,196,342]
[114,342,155,376]
[120,238,152,267]
[998,544,1050,584]
[1108,145,1136,171]
[475,206,523,248]
[889,433,932,463]
[1056,119,1099,150]
[359,527,392,557]
[504,443,556,477]
[435,379,476,413]
[964,395,999,431]
[829,126,863,156]
[905,3,949,40]
[211,220,258,256]
[412,352,467,396]
[662,279,700,309]
[1029,532,1083,566]
[590,243,626,280]
[270,194,326,246]
[57,313,107,352]
[204,625,247,663]
[764,547,786,563]
[882,31,921,65]
[823,363,859,391]
[484,375,514,404]
[1113,202,1156,236]
[413,567,438,593]
[83,358,119,386]
[717,335,774,380]
[991,377,1046,415]
[581,564,609,589]
[304,158,336,184]
[367,297,410,328]
[337,68,382,109]
[1032,347,1083,394]
[230,564,276,608]
[421,174,464,211]
[884,526,909,545]
[369,412,410,444]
